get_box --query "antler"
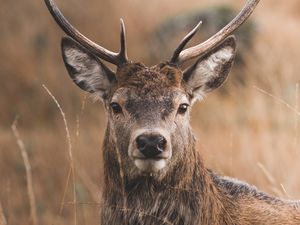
[170,0,260,65]
[44,0,128,65]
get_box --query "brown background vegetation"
[1,0,300,224]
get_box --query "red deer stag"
[44,0,300,224]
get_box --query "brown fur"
[59,36,300,225]
[99,63,300,225]
[116,63,182,89]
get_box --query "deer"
[44,0,300,224]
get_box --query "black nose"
[136,135,167,158]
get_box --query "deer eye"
[110,102,122,114]
[178,103,189,114]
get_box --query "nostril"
[136,135,148,150]
[156,136,167,150]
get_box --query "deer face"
[61,37,236,176]
[108,63,190,175]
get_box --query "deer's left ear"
[183,36,236,101]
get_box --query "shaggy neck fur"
[100,114,300,225]
[100,124,235,225]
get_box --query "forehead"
[116,62,183,92]
[112,86,187,103]
[112,62,186,102]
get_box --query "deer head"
[45,0,259,180]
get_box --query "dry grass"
[11,119,38,225]
[42,84,77,225]
[1,0,300,224]
[0,201,7,225]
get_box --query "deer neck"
[101,124,229,224]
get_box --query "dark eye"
[178,103,189,114]
[110,102,122,114]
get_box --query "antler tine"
[119,19,128,63]
[170,21,202,64]
[44,0,128,65]
[172,0,260,65]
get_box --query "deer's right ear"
[61,37,116,100]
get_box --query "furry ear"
[183,36,236,102]
[61,37,116,100]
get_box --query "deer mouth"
[132,155,169,160]
[131,151,171,173]
[133,158,168,173]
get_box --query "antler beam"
[44,0,128,65]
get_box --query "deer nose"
[136,135,167,158]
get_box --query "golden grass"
[1,0,300,224]
[0,201,7,225]
[11,119,38,225]
[42,84,77,225]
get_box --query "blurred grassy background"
[1,0,300,224]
